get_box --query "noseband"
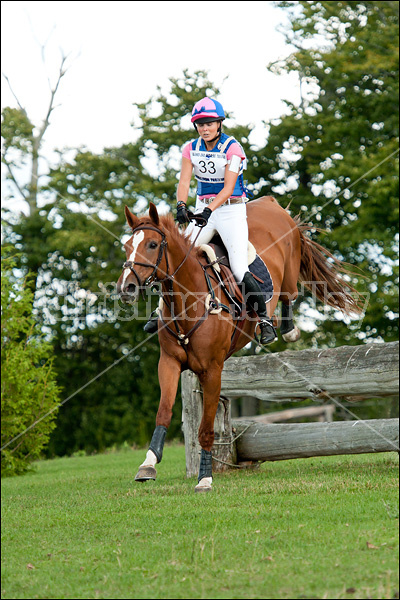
[122,221,204,290]
[122,225,169,289]
[121,220,233,349]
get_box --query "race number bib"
[190,151,227,184]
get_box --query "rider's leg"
[217,203,277,345]
[143,300,162,334]
[241,272,277,345]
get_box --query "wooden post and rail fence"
[181,341,399,477]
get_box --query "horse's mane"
[140,213,199,255]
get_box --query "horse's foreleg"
[135,353,181,483]
[195,366,223,493]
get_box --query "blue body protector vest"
[189,133,247,198]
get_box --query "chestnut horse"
[117,196,359,492]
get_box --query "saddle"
[199,234,274,311]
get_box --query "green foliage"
[1,107,33,154]
[46,318,175,457]
[256,1,399,344]
[1,34,398,459]
[1,249,61,476]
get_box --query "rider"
[144,97,277,345]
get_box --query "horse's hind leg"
[135,352,181,482]
[280,255,301,343]
[280,299,301,343]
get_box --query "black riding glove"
[196,207,212,226]
[176,202,190,224]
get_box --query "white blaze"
[122,230,144,289]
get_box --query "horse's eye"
[148,241,158,250]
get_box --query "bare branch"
[3,16,75,215]
[37,52,70,146]
[1,73,26,114]
[27,51,71,213]
[2,158,28,201]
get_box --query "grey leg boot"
[241,272,277,345]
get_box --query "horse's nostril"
[118,282,138,304]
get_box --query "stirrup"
[258,318,278,345]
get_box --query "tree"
[2,48,71,299]
[3,47,397,459]
[1,249,61,476]
[2,70,235,456]
[252,1,399,345]
[2,51,69,214]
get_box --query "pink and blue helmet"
[191,97,226,124]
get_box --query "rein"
[122,219,220,348]
[122,218,245,352]
[123,222,203,288]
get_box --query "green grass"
[1,445,399,599]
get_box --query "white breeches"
[185,200,249,282]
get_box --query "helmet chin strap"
[208,128,222,145]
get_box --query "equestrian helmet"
[191,97,226,124]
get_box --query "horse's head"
[117,203,167,303]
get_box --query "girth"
[160,252,248,359]
[123,221,250,358]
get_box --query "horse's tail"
[296,219,362,315]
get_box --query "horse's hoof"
[195,478,213,493]
[195,485,212,493]
[134,466,157,482]
[282,326,301,343]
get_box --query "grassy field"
[1,444,399,599]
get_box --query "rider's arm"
[177,157,193,205]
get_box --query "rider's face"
[196,121,219,143]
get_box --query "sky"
[1,0,301,163]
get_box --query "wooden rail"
[235,405,336,423]
[181,342,399,477]
[220,341,399,402]
[233,419,399,462]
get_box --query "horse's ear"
[149,202,160,226]
[125,206,140,230]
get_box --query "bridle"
[122,225,169,289]
[122,217,204,291]
[121,218,239,350]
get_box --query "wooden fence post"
[181,370,202,478]
[181,370,236,478]
[181,343,399,474]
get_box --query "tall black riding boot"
[241,272,277,345]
